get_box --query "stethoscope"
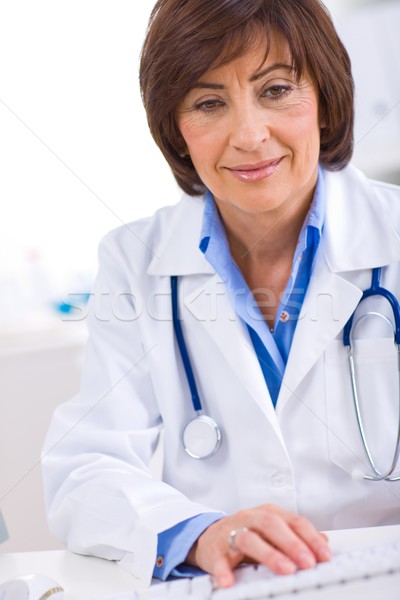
[172,269,400,477]
[343,267,400,481]
[171,276,222,459]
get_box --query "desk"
[1,525,399,599]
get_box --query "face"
[176,34,322,223]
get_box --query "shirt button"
[156,556,164,568]
[271,472,288,488]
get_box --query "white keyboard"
[129,539,400,599]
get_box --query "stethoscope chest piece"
[183,415,221,460]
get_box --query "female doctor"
[42,0,400,588]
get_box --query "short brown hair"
[140,0,354,196]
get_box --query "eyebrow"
[251,63,294,82]
[193,63,294,90]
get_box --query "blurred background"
[0,0,399,553]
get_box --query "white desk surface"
[1,525,399,600]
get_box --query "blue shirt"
[154,168,325,580]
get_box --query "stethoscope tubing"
[343,267,400,346]
[344,267,400,481]
[171,275,202,412]
[171,276,222,459]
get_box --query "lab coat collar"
[148,165,400,278]
[147,195,214,276]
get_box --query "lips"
[226,157,283,182]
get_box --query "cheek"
[288,110,321,160]
[180,122,223,169]
[286,95,319,129]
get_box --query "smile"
[226,158,283,182]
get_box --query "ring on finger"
[227,526,249,552]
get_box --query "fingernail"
[277,559,296,574]
[297,551,316,569]
[317,546,332,562]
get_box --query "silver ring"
[227,526,249,552]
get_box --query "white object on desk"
[0,550,145,600]
[0,574,63,600]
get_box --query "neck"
[216,179,318,270]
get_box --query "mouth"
[226,157,283,182]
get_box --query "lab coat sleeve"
[41,231,220,584]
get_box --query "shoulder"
[321,165,400,271]
[367,176,400,207]
[326,163,399,192]
[98,194,204,276]
[352,166,400,225]
[343,164,398,196]
[325,164,400,215]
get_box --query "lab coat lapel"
[183,274,282,434]
[277,252,362,411]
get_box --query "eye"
[194,99,225,113]
[262,84,292,101]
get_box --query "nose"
[229,103,270,152]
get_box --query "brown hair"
[140,0,354,196]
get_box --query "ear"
[319,108,327,129]
[179,142,190,159]
[176,135,189,158]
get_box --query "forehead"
[198,30,294,82]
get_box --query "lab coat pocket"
[325,338,399,478]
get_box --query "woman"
[42,0,400,588]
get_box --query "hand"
[185,504,331,588]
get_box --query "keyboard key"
[190,574,214,596]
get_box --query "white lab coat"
[42,165,400,583]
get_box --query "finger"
[231,528,297,575]
[212,554,236,588]
[286,514,332,563]
[227,527,250,554]
[251,514,317,570]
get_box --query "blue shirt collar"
[200,165,325,257]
